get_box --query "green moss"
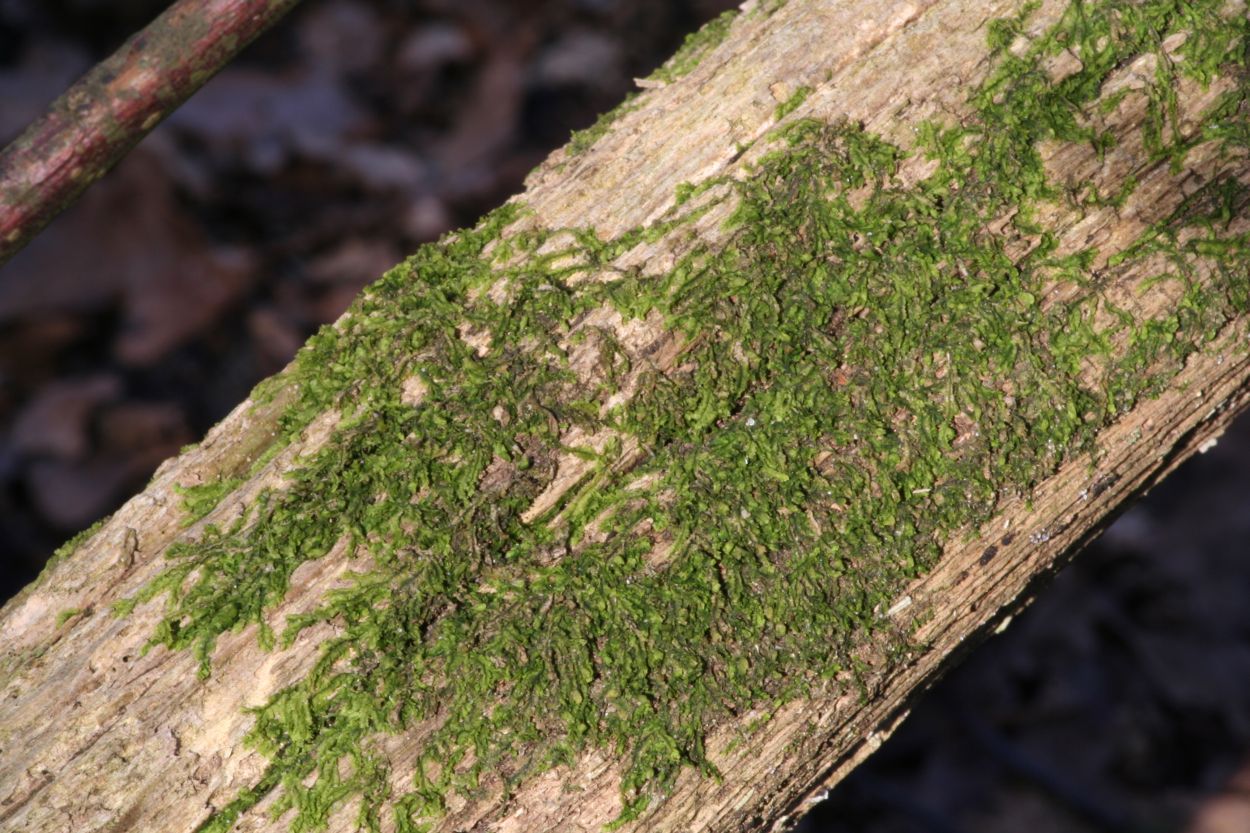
[752,0,790,15]
[36,516,108,581]
[176,478,245,526]
[568,93,642,156]
[112,2,1249,831]
[566,8,741,157]
[773,85,812,120]
[649,9,739,85]
[55,607,85,627]
[567,9,740,156]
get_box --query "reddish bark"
[0,0,303,267]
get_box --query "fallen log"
[1,1,1248,831]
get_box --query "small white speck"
[994,615,1014,634]
[911,488,931,495]
[886,595,913,616]
[1199,436,1219,453]
[746,417,757,427]
[740,507,751,519]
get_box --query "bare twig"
[0,0,304,267]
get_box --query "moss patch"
[176,478,245,526]
[773,85,812,120]
[118,2,1249,831]
[35,516,107,585]
[568,8,739,156]
[649,9,739,85]
[568,92,642,156]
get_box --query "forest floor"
[1,2,1248,831]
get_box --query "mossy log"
[3,1,1249,832]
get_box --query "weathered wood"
[0,0,304,268]
[2,1,1249,832]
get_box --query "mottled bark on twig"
[0,0,302,267]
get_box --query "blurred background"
[1,1,1249,831]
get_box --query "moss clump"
[567,9,739,156]
[176,478,245,526]
[773,85,812,120]
[35,516,108,583]
[568,92,642,156]
[55,607,86,627]
[119,2,1248,831]
[649,9,739,85]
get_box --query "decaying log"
[2,1,1249,832]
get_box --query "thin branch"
[0,0,304,267]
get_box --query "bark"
[0,0,303,268]
[2,1,1249,832]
